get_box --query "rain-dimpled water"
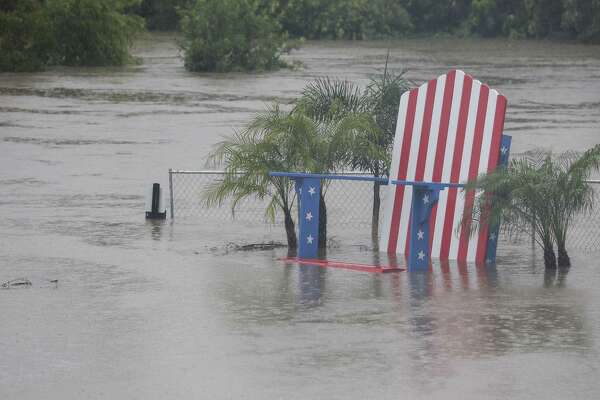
[1,34,600,399]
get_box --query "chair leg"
[408,186,440,271]
[297,177,321,259]
[484,134,512,264]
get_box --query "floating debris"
[235,242,287,252]
[1,278,32,289]
[208,241,287,255]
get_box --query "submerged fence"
[168,169,600,252]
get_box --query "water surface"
[1,34,599,399]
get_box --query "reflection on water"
[1,33,600,399]
[146,219,165,241]
[297,265,327,307]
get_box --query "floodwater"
[1,33,600,399]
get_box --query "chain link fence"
[168,169,600,252]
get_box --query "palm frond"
[295,77,367,122]
[463,145,600,263]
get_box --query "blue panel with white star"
[298,177,320,259]
[485,134,512,264]
[408,186,440,271]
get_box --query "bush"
[0,0,144,72]
[562,0,600,42]
[275,0,413,39]
[48,0,144,67]
[134,0,192,30]
[0,0,53,71]
[180,0,288,72]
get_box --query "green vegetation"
[180,0,288,72]
[275,0,599,41]
[296,67,410,243]
[175,0,599,72]
[0,1,51,71]
[0,0,143,72]
[163,0,600,41]
[204,72,399,251]
[464,145,600,269]
[273,0,413,39]
[49,0,144,67]
[133,0,192,30]
[204,103,380,252]
[3,0,598,73]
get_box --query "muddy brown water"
[1,33,600,399]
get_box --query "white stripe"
[423,75,446,182]
[449,80,481,260]
[380,91,410,251]
[431,71,465,258]
[466,90,498,262]
[396,83,428,254]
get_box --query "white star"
[417,229,424,240]
[423,194,430,204]
[501,146,508,155]
[417,250,425,260]
[306,234,314,245]
[489,232,496,241]
[308,186,316,196]
[305,211,313,221]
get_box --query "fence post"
[169,169,175,219]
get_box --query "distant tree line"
[0,0,143,72]
[178,0,600,72]
[1,0,598,72]
[138,0,600,42]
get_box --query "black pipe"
[146,183,166,219]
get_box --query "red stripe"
[387,90,418,254]
[475,94,507,263]
[457,85,489,261]
[439,75,473,259]
[281,258,404,273]
[428,71,457,252]
[404,79,437,255]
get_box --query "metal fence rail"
[168,169,600,252]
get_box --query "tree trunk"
[557,243,571,268]
[318,191,327,250]
[372,181,381,249]
[284,207,297,257]
[543,242,557,269]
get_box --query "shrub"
[180,0,288,72]
[48,0,144,67]
[0,0,53,71]
[562,0,600,42]
[464,145,600,269]
[0,0,144,72]
[134,0,192,30]
[275,0,413,39]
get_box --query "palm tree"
[359,69,410,243]
[204,105,309,253]
[463,156,558,268]
[548,145,600,267]
[204,104,379,252]
[295,68,410,244]
[464,145,600,269]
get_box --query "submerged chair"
[380,69,511,266]
[272,70,511,271]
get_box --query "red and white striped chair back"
[380,70,508,263]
